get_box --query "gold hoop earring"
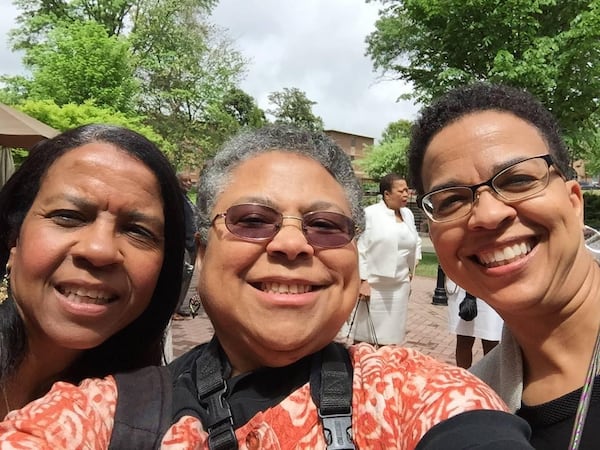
[0,266,10,305]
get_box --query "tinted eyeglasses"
[211,203,357,249]
[417,154,564,223]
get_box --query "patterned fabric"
[0,344,507,449]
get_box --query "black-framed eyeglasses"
[211,203,357,249]
[417,154,563,223]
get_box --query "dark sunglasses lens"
[303,211,355,248]
[225,204,280,240]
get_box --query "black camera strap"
[310,343,356,450]
[192,339,355,450]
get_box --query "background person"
[409,82,600,449]
[173,171,198,320]
[0,123,184,418]
[353,174,421,345]
[0,125,533,449]
[445,278,503,369]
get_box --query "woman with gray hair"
[0,124,533,449]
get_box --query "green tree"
[267,87,324,131]
[221,88,266,128]
[359,135,409,180]
[9,0,217,45]
[366,0,600,161]
[130,1,246,169]
[380,119,412,144]
[20,20,138,111]
[5,0,246,170]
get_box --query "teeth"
[61,287,114,305]
[478,241,532,268]
[261,282,312,294]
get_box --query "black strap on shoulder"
[190,339,354,450]
[193,338,238,450]
[109,366,172,450]
[310,343,355,450]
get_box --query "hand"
[359,280,371,300]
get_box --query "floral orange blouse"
[0,344,508,449]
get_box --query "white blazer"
[358,200,422,281]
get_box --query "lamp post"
[432,264,448,305]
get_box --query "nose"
[71,222,124,267]
[266,216,314,259]
[467,189,516,230]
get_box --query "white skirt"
[446,279,503,341]
[351,278,410,345]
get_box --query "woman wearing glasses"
[0,125,535,449]
[409,83,600,449]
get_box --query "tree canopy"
[267,87,324,132]
[2,0,248,170]
[359,120,411,179]
[23,20,138,112]
[366,0,600,167]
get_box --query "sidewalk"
[171,275,485,367]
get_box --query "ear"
[6,244,17,270]
[566,180,584,225]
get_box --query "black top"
[516,375,600,449]
[168,341,314,429]
[417,410,533,450]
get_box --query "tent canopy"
[0,103,59,150]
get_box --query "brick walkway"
[171,274,485,367]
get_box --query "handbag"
[458,291,478,321]
[346,295,379,348]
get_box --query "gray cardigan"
[469,326,524,412]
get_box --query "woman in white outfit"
[353,174,421,345]
[446,278,503,368]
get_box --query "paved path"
[171,273,485,367]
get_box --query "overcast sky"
[0,0,419,141]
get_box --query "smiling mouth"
[255,282,316,294]
[474,239,537,268]
[57,286,117,305]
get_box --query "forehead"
[392,179,408,189]
[215,151,350,211]
[39,142,161,202]
[421,111,548,189]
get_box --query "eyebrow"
[427,155,540,192]
[55,194,164,229]
[228,197,346,214]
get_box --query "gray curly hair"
[196,124,365,244]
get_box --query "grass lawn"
[415,252,439,279]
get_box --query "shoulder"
[350,343,507,405]
[168,342,209,377]
[349,344,508,447]
[0,376,117,447]
[21,376,118,415]
[363,202,380,214]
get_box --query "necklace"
[568,322,600,450]
[1,383,10,416]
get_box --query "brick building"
[323,129,374,181]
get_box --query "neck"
[2,337,81,416]
[507,261,600,404]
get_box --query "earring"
[0,266,10,305]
